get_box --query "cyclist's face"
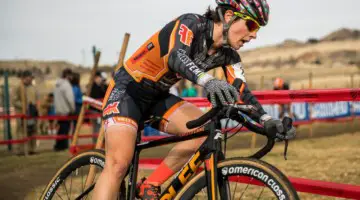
[224,11,258,50]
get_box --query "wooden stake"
[115,33,131,71]
[260,75,264,90]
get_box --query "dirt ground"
[0,119,359,200]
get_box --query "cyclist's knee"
[103,125,137,179]
[104,156,131,179]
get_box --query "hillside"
[0,28,359,94]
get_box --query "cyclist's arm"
[167,16,214,86]
[223,61,269,123]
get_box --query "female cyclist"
[93,0,290,199]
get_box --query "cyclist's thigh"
[149,94,204,135]
[102,82,142,166]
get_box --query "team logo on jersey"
[131,42,155,64]
[178,24,194,46]
[103,102,120,116]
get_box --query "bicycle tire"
[175,158,299,200]
[39,149,106,200]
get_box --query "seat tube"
[127,131,142,200]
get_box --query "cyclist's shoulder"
[177,13,208,25]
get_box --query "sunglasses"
[234,12,260,32]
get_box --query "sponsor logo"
[108,88,125,101]
[225,166,286,200]
[161,151,202,199]
[178,24,194,46]
[131,42,154,64]
[222,167,228,176]
[177,49,203,77]
[147,42,154,50]
[90,156,105,168]
[289,92,318,100]
[103,102,120,116]
[350,89,360,100]
[214,131,223,140]
[44,176,61,200]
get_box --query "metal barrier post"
[308,72,313,137]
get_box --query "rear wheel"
[175,158,299,200]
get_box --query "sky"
[1,0,360,66]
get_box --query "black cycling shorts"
[102,67,185,132]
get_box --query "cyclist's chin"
[231,44,242,50]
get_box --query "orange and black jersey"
[122,13,266,119]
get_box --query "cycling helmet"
[216,0,269,26]
[215,0,269,47]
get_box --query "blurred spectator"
[54,68,75,151]
[39,93,57,135]
[89,71,108,143]
[12,70,39,155]
[181,82,198,97]
[273,77,294,119]
[71,72,83,129]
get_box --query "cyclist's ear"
[224,10,235,23]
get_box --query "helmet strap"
[217,8,238,48]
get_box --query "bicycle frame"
[126,116,225,200]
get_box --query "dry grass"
[241,40,360,63]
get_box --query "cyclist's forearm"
[232,78,267,122]
[168,49,213,86]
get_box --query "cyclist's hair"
[204,6,238,23]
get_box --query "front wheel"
[39,149,106,200]
[175,158,299,200]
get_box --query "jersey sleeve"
[167,15,213,86]
[223,54,267,121]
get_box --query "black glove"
[262,115,296,141]
[264,118,284,138]
[204,79,239,107]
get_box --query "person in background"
[89,71,108,143]
[71,72,83,129]
[12,70,39,155]
[39,93,57,135]
[273,77,294,119]
[54,68,75,151]
[181,82,198,97]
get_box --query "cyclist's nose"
[249,31,258,39]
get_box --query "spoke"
[69,171,73,199]
[238,184,250,200]
[81,166,84,192]
[61,180,70,200]
[232,176,239,200]
[256,186,265,200]
[55,191,65,200]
